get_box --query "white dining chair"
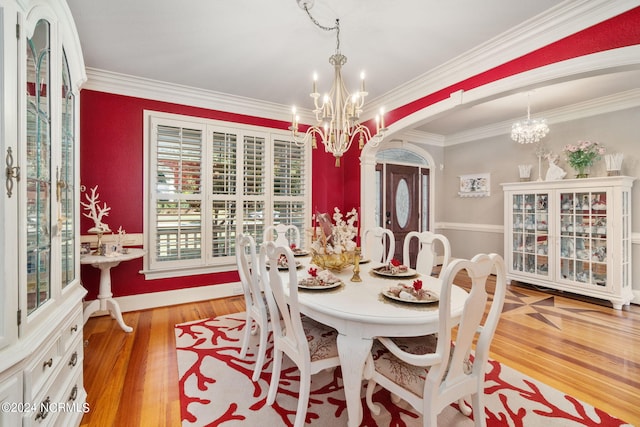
[263,223,301,249]
[364,253,507,427]
[236,233,271,381]
[362,226,395,264]
[259,241,341,427]
[402,231,451,277]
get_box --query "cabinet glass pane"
[558,190,607,287]
[511,192,549,276]
[26,20,51,314]
[60,49,75,289]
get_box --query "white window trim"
[142,110,311,280]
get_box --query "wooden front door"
[384,164,427,263]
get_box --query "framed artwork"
[458,173,490,197]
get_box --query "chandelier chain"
[301,4,341,52]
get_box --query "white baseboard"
[85,280,244,317]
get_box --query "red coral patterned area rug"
[175,313,630,427]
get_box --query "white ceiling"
[65,0,640,139]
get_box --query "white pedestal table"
[81,248,145,332]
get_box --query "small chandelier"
[290,0,386,167]
[511,93,549,144]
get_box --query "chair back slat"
[363,227,395,264]
[263,224,301,248]
[259,241,309,359]
[402,231,451,276]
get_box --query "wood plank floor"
[80,279,640,426]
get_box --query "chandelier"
[290,0,386,167]
[511,93,549,144]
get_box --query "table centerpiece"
[310,208,359,271]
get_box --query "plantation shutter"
[210,131,237,259]
[242,135,267,242]
[273,138,306,244]
[152,121,204,268]
[145,111,310,277]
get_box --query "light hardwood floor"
[80,279,640,426]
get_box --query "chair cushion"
[370,335,438,398]
[301,317,339,362]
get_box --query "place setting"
[381,279,439,304]
[371,258,418,278]
[297,267,344,291]
[290,244,310,257]
[266,254,303,270]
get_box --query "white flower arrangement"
[311,207,358,255]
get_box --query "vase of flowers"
[310,208,358,271]
[563,140,605,178]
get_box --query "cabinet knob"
[35,396,50,421]
[42,358,53,370]
[69,351,78,367]
[68,385,78,402]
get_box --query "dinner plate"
[292,249,310,257]
[267,261,302,270]
[381,289,438,304]
[298,280,343,290]
[372,266,417,278]
[358,258,371,264]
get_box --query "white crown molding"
[444,88,640,146]
[366,0,640,115]
[392,45,640,146]
[83,68,295,123]
[83,1,639,136]
[388,130,446,148]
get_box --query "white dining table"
[282,255,469,427]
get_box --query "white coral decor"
[311,207,358,255]
[81,185,111,233]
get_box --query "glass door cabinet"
[503,176,634,310]
[1,1,87,426]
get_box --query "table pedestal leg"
[82,261,133,333]
[337,334,372,427]
[104,298,133,332]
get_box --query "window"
[144,112,310,278]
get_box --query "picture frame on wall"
[458,173,490,197]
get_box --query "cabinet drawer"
[24,337,60,401]
[27,338,84,427]
[60,308,83,354]
[53,369,87,427]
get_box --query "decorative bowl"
[311,251,356,271]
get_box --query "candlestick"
[350,247,362,282]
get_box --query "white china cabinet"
[502,176,634,309]
[0,1,87,425]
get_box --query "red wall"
[80,7,640,300]
[79,92,348,299]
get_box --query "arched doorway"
[361,142,435,263]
